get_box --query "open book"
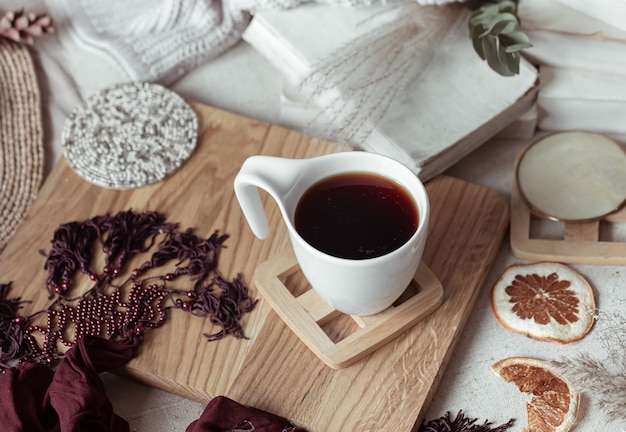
[243,3,539,180]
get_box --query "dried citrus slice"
[492,356,579,432]
[491,262,596,343]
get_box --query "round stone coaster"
[516,131,626,222]
[62,82,198,189]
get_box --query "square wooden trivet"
[253,248,444,369]
[511,172,626,265]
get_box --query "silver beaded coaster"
[62,82,198,189]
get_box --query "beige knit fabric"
[0,43,43,252]
[46,0,411,85]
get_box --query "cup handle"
[234,155,307,239]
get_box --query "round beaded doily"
[62,82,198,189]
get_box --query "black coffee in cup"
[294,172,418,260]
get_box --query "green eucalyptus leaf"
[509,51,521,74]
[498,42,518,76]
[479,14,518,37]
[505,42,533,53]
[483,34,508,75]
[471,25,487,60]
[484,20,518,39]
[501,31,533,49]
[468,0,532,76]
[487,38,514,76]
[484,12,519,27]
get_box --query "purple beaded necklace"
[0,210,256,369]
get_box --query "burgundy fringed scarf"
[0,210,311,431]
[1,209,256,367]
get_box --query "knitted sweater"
[47,0,462,85]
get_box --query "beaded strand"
[0,210,256,368]
[62,82,198,190]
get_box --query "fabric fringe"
[1,210,256,369]
[419,411,515,432]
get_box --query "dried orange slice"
[491,262,596,343]
[492,356,579,432]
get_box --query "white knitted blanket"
[47,0,461,85]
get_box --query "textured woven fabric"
[0,43,44,252]
[47,0,412,85]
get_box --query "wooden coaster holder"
[253,248,444,369]
[511,154,626,265]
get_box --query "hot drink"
[235,152,430,315]
[295,172,418,259]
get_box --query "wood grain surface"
[253,252,444,369]
[0,103,509,431]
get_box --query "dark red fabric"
[0,336,139,432]
[0,361,56,431]
[187,396,304,432]
[47,336,140,432]
[1,336,303,432]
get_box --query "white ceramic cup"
[234,151,430,316]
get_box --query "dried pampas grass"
[297,2,463,147]
[551,306,626,422]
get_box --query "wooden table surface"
[0,103,509,431]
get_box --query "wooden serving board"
[0,103,509,431]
